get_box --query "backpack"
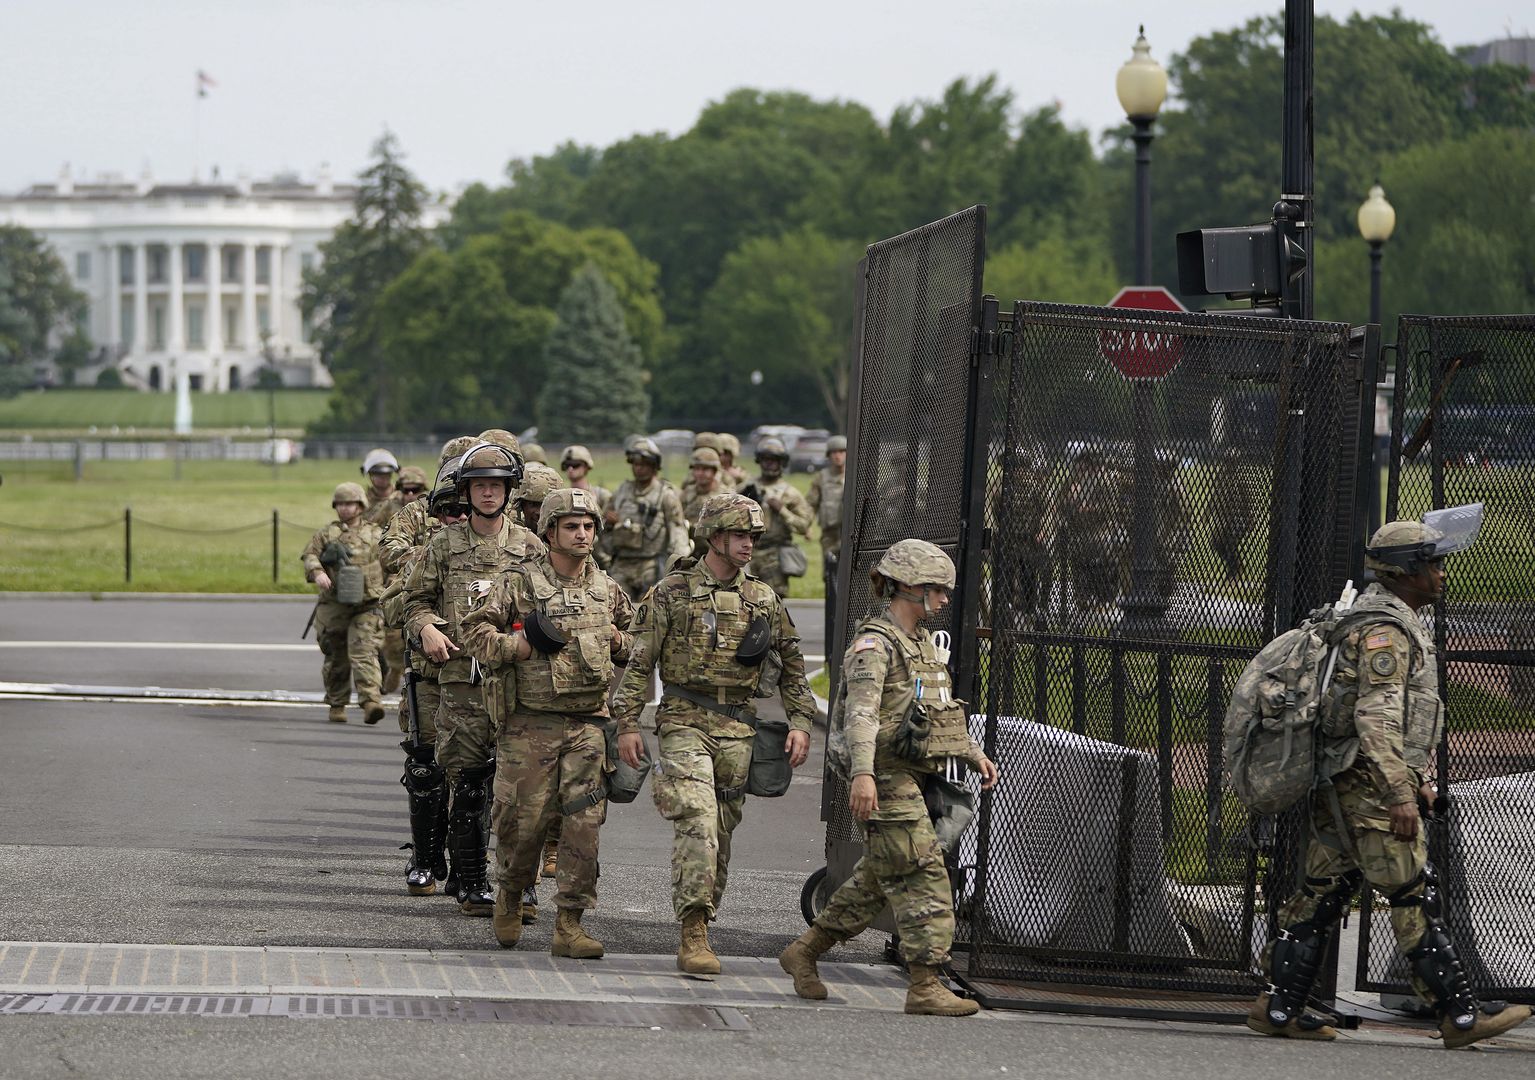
[1223,583,1383,814]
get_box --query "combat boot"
[541,838,559,879]
[779,927,837,1000]
[677,911,721,975]
[904,964,979,1016]
[1244,993,1337,1040]
[360,697,386,725]
[492,889,523,948]
[551,909,604,959]
[520,885,539,925]
[328,705,348,723]
[1440,1002,1531,1050]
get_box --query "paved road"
[2,595,1532,1078]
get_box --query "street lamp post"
[1116,26,1169,638]
[1357,182,1396,327]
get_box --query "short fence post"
[272,509,280,583]
[74,440,84,481]
[124,506,132,583]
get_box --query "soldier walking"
[682,447,725,525]
[743,436,812,598]
[613,494,818,975]
[779,539,999,1016]
[462,489,634,955]
[604,437,688,603]
[301,483,387,724]
[370,464,430,694]
[806,434,846,642]
[359,448,400,521]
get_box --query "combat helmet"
[626,437,662,468]
[696,493,765,539]
[689,447,721,470]
[827,435,848,453]
[561,444,595,470]
[693,432,722,452]
[476,429,523,456]
[874,539,956,590]
[396,465,428,492]
[718,433,741,459]
[755,436,789,463]
[1364,504,1484,577]
[516,462,562,507]
[456,442,524,517]
[522,442,547,464]
[361,448,399,476]
[537,487,604,537]
[439,435,476,465]
[332,481,366,507]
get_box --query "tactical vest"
[659,566,776,702]
[858,617,973,768]
[609,480,670,558]
[1321,586,1441,775]
[438,521,527,684]
[816,473,844,529]
[513,560,617,714]
[756,478,797,546]
[318,522,384,603]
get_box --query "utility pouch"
[777,543,809,578]
[605,723,650,804]
[923,773,976,852]
[892,699,932,762]
[753,648,783,699]
[334,564,366,605]
[746,717,792,798]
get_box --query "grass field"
[0,388,333,432]
[0,453,829,597]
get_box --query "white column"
[206,239,223,358]
[132,243,148,355]
[268,243,285,345]
[242,242,257,350]
[168,242,185,352]
[105,244,122,353]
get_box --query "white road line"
[0,641,315,652]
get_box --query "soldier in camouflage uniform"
[613,493,818,975]
[806,434,846,634]
[301,482,387,724]
[359,448,400,522]
[742,436,812,598]
[1249,518,1530,1048]
[403,443,545,916]
[681,448,725,525]
[561,445,611,511]
[1053,449,1129,617]
[462,489,635,955]
[379,437,475,897]
[604,437,689,603]
[717,433,749,490]
[513,463,562,533]
[369,465,430,693]
[681,434,732,507]
[1209,447,1258,581]
[779,539,999,1016]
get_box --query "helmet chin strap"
[710,534,751,570]
[893,585,939,617]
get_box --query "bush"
[95,367,125,389]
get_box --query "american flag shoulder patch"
[1365,630,1393,650]
[854,636,880,653]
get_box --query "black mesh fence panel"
[965,301,1361,997]
[1362,314,1535,1003]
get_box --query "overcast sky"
[5,1,1528,194]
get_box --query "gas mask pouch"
[892,699,932,763]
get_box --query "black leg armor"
[1266,871,1361,1027]
[1391,864,1485,1031]
[401,743,447,893]
[447,761,496,911]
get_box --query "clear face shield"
[1421,503,1485,559]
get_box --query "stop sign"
[1100,286,1187,380]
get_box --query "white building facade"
[1,167,376,391]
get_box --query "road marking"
[0,681,400,711]
[0,641,316,652]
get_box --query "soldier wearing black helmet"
[604,436,688,603]
[611,493,818,976]
[402,441,546,917]
[462,488,635,956]
[742,436,812,598]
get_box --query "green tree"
[303,132,429,430]
[0,224,89,397]
[984,233,1120,307]
[536,264,649,441]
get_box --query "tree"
[303,132,429,430]
[0,224,89,397]
[984,233,1121,307]
[536,265,649,441]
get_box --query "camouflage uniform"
[805,457,845,562]
[300,507,386,713]
[681,448,727,525]
[744,464,812,599]
[611,551,817,926]
[607,477,688,603]
[1209,450,1258,581]
[1053,453,1129,613]
[461,547,633,917]
[381,498,444,740]
[717,434,749,490]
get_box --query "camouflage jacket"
[721,463,749,489]
[611,557,817,738]
[300,519,385,603]
[402,516,546,685]
[608,478,688,561]
[363,491,404,528]
[806,467,844,553]
[750,475,812,548]
[1320,583,1440,807]
[379,499,437,579]
[461,554,635,717]
[682,479,729,526]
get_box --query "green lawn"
[0,388,333,432]
[0,453,829,596]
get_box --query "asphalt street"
[2,594,1531,1078]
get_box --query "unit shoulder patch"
[1369,651,1399,677]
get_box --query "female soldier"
[779,538,999,1015]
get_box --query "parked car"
[788,428,830,472]
[649,429,696,462]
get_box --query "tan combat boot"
[360,698,386,725]
[677,911,722,975]
[904,964,979,1016]
[492,889,523,949]
[541,839,559,879]
[1441,1002,1532,1049]
[779,927,837,1000]
[327,705,348,723]
[551,909,604,959]
[520,885,539,924]
[1244,993,1337,1040]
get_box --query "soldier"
[478,428,523,456]
[360,448,400,520]
[301,482,387,724]
[1248,516,1530,1048]
[513,463,562,533]
[1053,449,1129,617]
[681,433,730,507]
[369,465,431,694]
[717,433,749,490]
[742,436,812,599]
[462,489,635,954]
[604,437,689,603]
[681,448,725,525]
[1209,448,1258,581]
[380,437,474,897]
[806,434,846,627]
[403,442,545,916]
[561,445,611,511]
[780,539,999,1015]
[613,493,818,975]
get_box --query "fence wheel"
[800,866,830,926]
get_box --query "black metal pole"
[272,508,280,583]
[124,506,132,583]
[1120,116,1167,637]
[1368,241,1383,327]
[1281,0,1315,320]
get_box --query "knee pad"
[401,755,445,799]
[1387,863,1441,919]
[1304,870,1362,926]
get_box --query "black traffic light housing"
[1177,201,1308,312]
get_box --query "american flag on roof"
[196,70,218,98]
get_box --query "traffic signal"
[1176,216,1308,308]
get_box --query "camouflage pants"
[397,674,440,744]
[608,555,663,604]
[747,546,791,599]
[814,772,955,966]
[380,628,405,694]
[491,710,606,909]
[314,601,383,706]
[652,724,752,921]
[435,681,495,780]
